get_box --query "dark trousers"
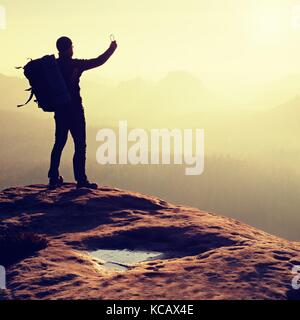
[48,108,87,182]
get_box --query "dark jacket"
[57,45,116,107]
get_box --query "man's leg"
[48,113,69,180]
[69,110,87,183]
[70,110,97,189]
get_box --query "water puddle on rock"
[90,249,164,271]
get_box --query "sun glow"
[2,1,300,89]
[250,6,288,44]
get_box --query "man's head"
[56,36,73,58]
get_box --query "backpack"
[17,55,71,112]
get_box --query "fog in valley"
[1,72,300,240]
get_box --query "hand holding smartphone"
[110,34,117,50]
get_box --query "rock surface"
[0,183,300,300]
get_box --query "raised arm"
[79,41,118,72]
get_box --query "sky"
[1,0,300,91]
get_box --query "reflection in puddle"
[90,249,164,271]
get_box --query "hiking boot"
[48,176,64,189]
[76,180,98,190]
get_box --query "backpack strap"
[17,88,34,108]
[15,58,32,70]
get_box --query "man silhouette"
[48,36,117,189]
